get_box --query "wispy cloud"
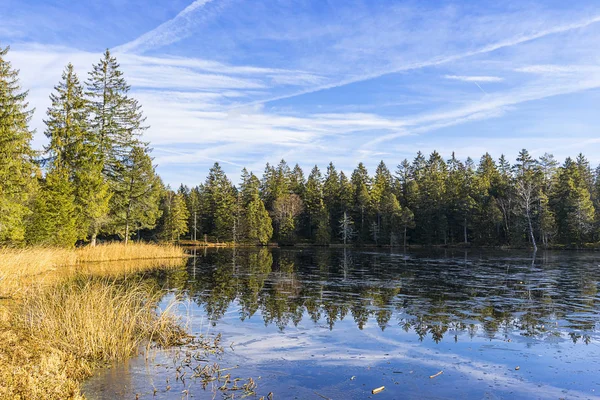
[515,64,600,75]
[113,0,222,54]
[444,75,504,82]
[236,13,600,108]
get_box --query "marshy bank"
[0,243,189,399]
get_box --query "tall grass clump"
[0,242,188,399]
[22,277,185,361]
[0,277,186,400]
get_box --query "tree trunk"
[526,207,537,252]
[125,201,132,245]
[464,217,468,244]
[404,225,407,248]
[91,231,97,247]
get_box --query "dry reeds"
[0,242,188,399]
[0,243,186,299]
[21,277,185,362]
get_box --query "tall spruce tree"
[44,63,110,244]
[241,173,273,245]
[86,49,147,180]
[304,165,325,240]
[159,189,189,241]
[350,163,371,241]
[0,45,37,244]
[551,158,595,244]
[204,163,237,241]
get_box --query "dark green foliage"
[203,163,237,241]
[159,189,190,241]
[86,50,147,179]
[27,169,78,247]
[0,45,37,243]
[109,146,162,243]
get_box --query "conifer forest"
[2,44,600,249]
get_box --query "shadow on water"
[85,248,600,399]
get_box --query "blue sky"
[2,0,600,186]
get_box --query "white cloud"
[515,64,600,75]
[114,0,221,54]
[444,75,504,82]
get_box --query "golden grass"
[0,243,186,300]
[0,243,189,400]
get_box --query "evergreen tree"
[323,162,340,239]
[44,63,110,244]
[159,189,189,241]
[0,45,37,243]
[241,173,272,245]
[416,152,448,244]
[109,146,162,244]
[304,165,324,240]
[289,164,306,197]
[204,163,237,241]
[472,153,502,244]
[446,153,474,244]
[551,159,595,244]
[350,163,371,241]
[86,49,147,180]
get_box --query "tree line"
[181,151,600,248]
[0,45,188,246]
[2,43,599,248]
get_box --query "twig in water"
[429,370,443,379]
[372,386,385,394]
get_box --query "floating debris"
[429,370,443,379]
[372,386,385,394]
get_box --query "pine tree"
[323,162,340,239]
[417,152,448,244]
[289,164,306,197]
[160,189,189,241]
[446,153,474,243]
[351,163,371,241]
[204,163,237,241]
[551,159,595,244]
[44,63,110,244]
[0,45,37,243]
[86,49,147,180]
[472,153,502,244]
[109,146,162,243]
[242,173,273,245]
[304,165,324,240]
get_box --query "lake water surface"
[84,248,600,399]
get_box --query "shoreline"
[179,241,600,251]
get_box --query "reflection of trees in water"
[178,249,600,343]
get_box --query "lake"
[84,248,600,399]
